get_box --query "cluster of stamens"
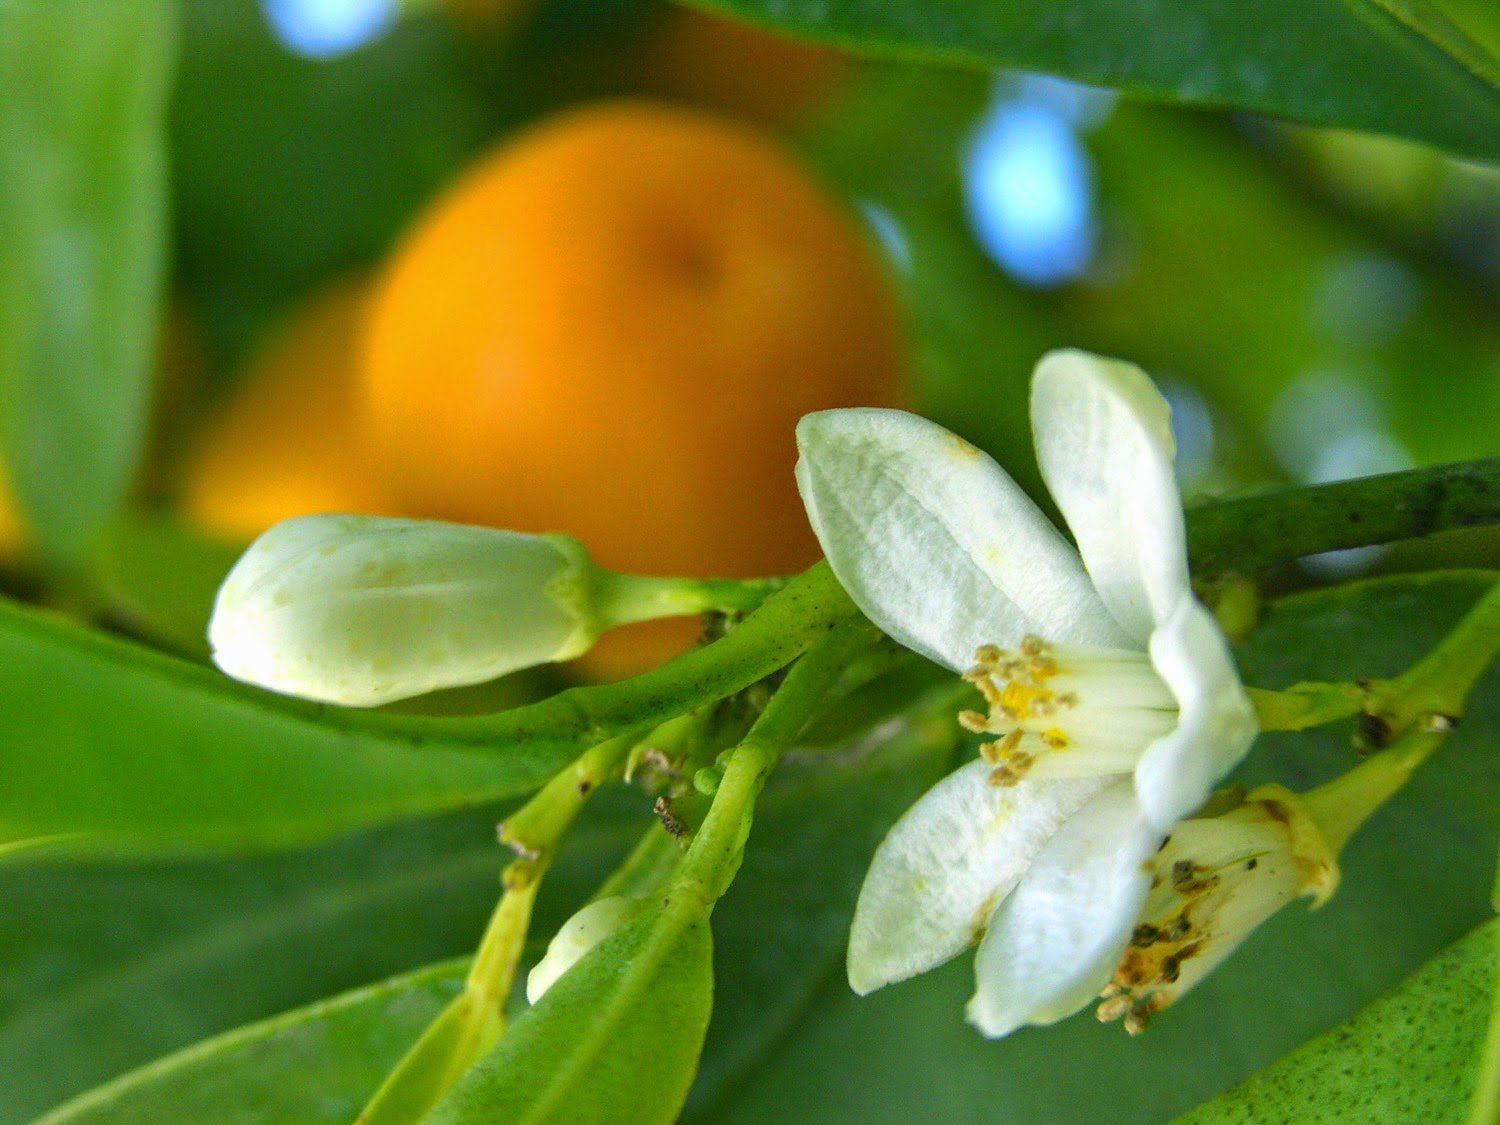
[960,636,1078,787]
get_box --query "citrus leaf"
[428,890,715,1125]
[35,961,469,1124]
[0,0,175,564]
[0,721,933,1123]
[0,801,640,1124]
[1176,919,1497,1123]
[0,598,534,847]
[91,515,243,657]
[693,0,1500,160]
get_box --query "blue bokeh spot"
[963,100,1096,288]
[262,0,399,59]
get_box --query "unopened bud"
[526,895,646,1004]
[208,515,598,706]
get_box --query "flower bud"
[526,895,646,1004]
[208,514,598,706]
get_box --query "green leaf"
[1469,846,1500,1125]
[0,561,852,847]
[0,800,641,1123]
[0,598,532,847]
[429,891,715,1124]
[1177,919,1497,1123]
[90,515,242,657]
[36,961,469,1124]
[700,0,1500,161]
[0,0,175,565]
[687,717,954,1109]
[0,712,934,1122]
[690,572,1500,1121]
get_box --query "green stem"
[1249,581,1500,739]
[1298,582,1500,852]
[591,571,782,628]
[374,561,858,772]
[1248,683,1361,732]
[675,617,881,902]
[1302,728,1445,853]
[1376,581,1500,729]
[1185,457,1500,577]
[359,732,636,1124]
[500,732,637,855]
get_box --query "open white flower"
[794,348,1257,1038]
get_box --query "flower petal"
[847,759,1110,995]
[1135,594,1258,830]
[1030,349,1190,644]
[966,780,1159,1037]
[796,408,1129,672]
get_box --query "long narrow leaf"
[691,0,1500,160]
[0,0,175,564]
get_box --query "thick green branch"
[353,561,858,774]
[1186,458,1500,577]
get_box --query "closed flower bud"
[208,514,598,706]
[526,895,646,1004]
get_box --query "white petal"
[1134,595,1258,830]
[847,759,1110,994]
[1031,349,1190,644]
[209,515,594,706]
[796,408,1129,672]
[527,896,646,1004]
[966,781,1159,1037]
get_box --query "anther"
[958,710,990,733]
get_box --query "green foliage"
[695,0,1500,160]
[430,891,714,1123]
[0,0,174,565]
[0,810,508,1124]
[36,962,468,1124]
[4,1,1500,1120]
[1,698,946,1121]
[91,515,244,656]
[0,597,534,846]
[805,63,1500,500]
[12,574,1495,1121]
[0,562,852,847]
[1178,919,1496,1123]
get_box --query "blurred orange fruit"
[635,9,847,126]
[181,279,396,542]
[362,101,903,674]
[0,461,27,562]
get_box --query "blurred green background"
[8,0,1499,599]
